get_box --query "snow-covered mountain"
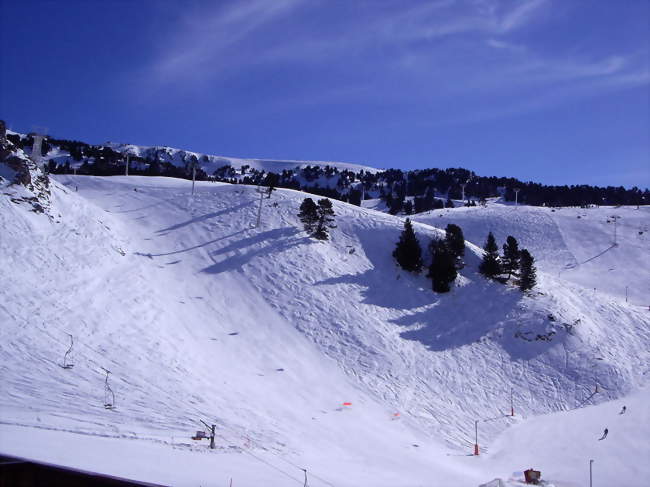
[1,166,649,486]
[104,141,380,175]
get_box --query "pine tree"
[392,218,423,272]
[427,239,457,293]
[519,248,537,291]
[479,231,502,278]
[298,198,319,235]
[501,235,520,279]
[314,198,336,240]
[445,224,465,260]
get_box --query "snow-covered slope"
[1,175,649,486]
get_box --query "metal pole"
[125,155,129,176]
[474,420,479,455]
[191,164,196,195]
[625,286,628,303]
[302,468,308,487]
[510,387,514,416]
[589,459,593,487]
[200,420,216,449]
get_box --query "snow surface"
[1,175,649,486]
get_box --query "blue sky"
[1,0,648,187]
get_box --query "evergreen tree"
[445,223,465,260]
[392,218,423,272]
[314,198,336,240]
[519,248,537,291]
[479,231,502,278]
[501,235,520,279]
[427,239,457,293]
[298,198,319,235]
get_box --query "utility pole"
[125,155,129,176]
[514,188,520,207]
[200,420,216,449]
[474,420,479,455]
[460,183,467,203]
[589,459,594,487]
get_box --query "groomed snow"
[1,175,648,486]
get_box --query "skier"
[598,428,609,440]
[619,406,626,415]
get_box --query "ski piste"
[1,173,648,486]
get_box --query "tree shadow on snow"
[138,229,249,257]
[202,227,313,274]
[315,227,439,310]
[156,200,254,233]
[394,279,521,352]
[316,227,558,357]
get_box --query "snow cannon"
[523,468,541,485]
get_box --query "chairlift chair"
[102,368,116,410]
[60,334,74,369]
[192,430,207,441]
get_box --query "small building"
[0,453,169,487]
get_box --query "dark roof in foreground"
[0,453,170,487]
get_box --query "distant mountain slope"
[412,204,650,306]
[1,172,649,485]
[104,141,381,175]
[6,127,647,210]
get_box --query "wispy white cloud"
[137,0,649,123]
[151,0,303,80]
